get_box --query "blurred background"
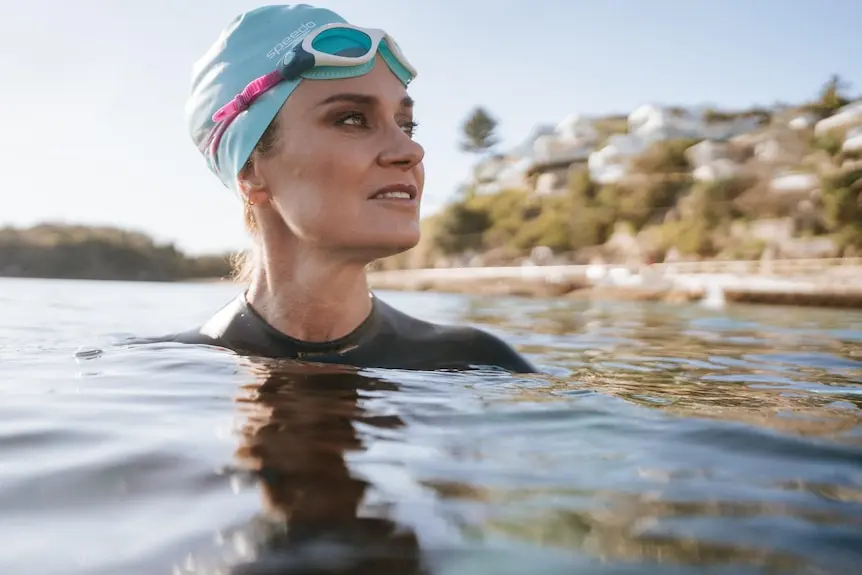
[2,0,861,302]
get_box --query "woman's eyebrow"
[316,93,414,109]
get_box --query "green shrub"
[814,130,846,157]
[655,219,713,256]
[630,139,700,174]
[433,201,492,255]
[820,168,862,232]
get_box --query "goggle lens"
[310,27,374,57]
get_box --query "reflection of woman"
[231,359,423,574]
[144,4,535,374]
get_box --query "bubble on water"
[74,346,104,362]
[232,532,252,558]
[229,474,243,495]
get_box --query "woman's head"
[241,57,424,259]
[186,5,423,269]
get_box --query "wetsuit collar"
[239,291,382,357]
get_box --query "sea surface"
[1,277,861,575]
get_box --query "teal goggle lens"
[310,27,373,57]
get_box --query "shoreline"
[368,279,862,308]
[367,261,862,309]
[5,261,862,309]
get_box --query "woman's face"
[246,58,425,260]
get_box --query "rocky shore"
[367,260,862,309]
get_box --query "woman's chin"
[348,229,421,260]
[313,226,419,260]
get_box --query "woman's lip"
[369,184,418,200]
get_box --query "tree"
[811,74,851,117]
[460,107,500,153]
[432,202,492,255]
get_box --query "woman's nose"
[378,127,424,171]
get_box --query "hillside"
[375,77,862,271]
[0,224,233,281]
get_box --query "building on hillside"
[527,150,591,195]
[532,134,593,167]
[629,104,763,143]
[628,104,704,143]
[769,168,819,193]
[509,123,557,157]
[534,172,560,195]
[521,113,599,194]
[685,140,741,182]
[843,126,862,153]
[744,129,808,166]
[788,112,819,130]
[468,120,567,194]
[555,113,600,143]
[692,160,740,182]
[588,134,647,184]
[686,140,730,167]
[471,154,522,195]
[814,100,862,136]
[703,116,763,141]
[495,156,533,191]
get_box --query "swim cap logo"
[267,21,316,59]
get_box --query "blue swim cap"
[185,4,416,190]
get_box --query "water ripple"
[1,280,860,574]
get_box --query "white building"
[555,113,600,143]
[788,113,818,130]
[628,104,704,143]
[495,156,532,191]
[532,134,593,166]
[529,112,599,166]
[842,126,862,153]
[685,140,740,182]
[752,132,807,165]
[770,169,818,193]
[510,124,556,157]
[686,140,730,168]
[472,154,521,195]
[703,116,762,141]
[630,104,762,143]
[534,172,560,195]
[814,100,862,136]
[693,160,739,182]
[588,134,647,184]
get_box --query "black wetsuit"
[142,293,537,373]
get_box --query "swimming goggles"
[202,23,417,170]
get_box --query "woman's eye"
[335,112,417,138]
[337,112,367,128]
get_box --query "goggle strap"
[212,70,285,123]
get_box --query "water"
[2,277,861,575]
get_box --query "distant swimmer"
[140,4,536,373]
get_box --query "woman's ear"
[237,158,270,206]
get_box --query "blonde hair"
[230,116,281,284]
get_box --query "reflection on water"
[1,279,861,574]
[227,359,423,574]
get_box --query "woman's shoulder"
[374,298,538,373]
[125,296,244,350]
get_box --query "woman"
[153,4,535,373]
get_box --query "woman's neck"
[245,244,373,343]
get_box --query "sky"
[1,0,860,255]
